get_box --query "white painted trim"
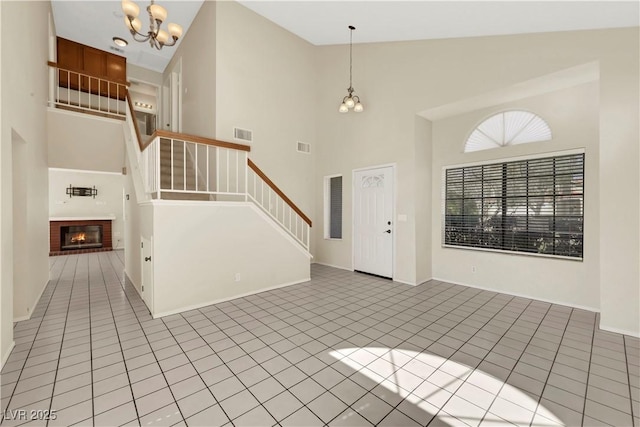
[50,216,116,221]
[442,147,586,171]
[124,271,142,298]
[432,276,600,313]
[1,341,15,370]
[598,325,640,338]
[49,167,123,176]
[323,174,342,240]
[312,261,353,272]
[393,278,417,287]
[152,277,311,319]
[416,277,433,286]
[13,279,49,323]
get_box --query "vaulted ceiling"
[51,1,639,73]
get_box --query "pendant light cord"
[349,25,354,90]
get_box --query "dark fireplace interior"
[61,225,103,250]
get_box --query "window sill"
[442,244,583,262]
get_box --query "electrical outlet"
[471,266,476,273]
[234,273,241,282]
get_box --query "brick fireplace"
[50,218,113,256]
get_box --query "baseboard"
[312,262,353,272]
[13,279,50,323]
[393,278,417,286]
[124,271,142,298]
[598,324,640,338]
[1,341,15,370]
[432,276,600,313]
[152,277,311,319]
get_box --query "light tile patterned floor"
[1,251,638,426]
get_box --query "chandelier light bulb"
[156,29,169,44]
[167,23,183,39]
[354,102,364,113]
[339,103,349,113]
[345,97,355,109]
[124,16,142,32]
[149,4,168,23]
[121,0,139,19]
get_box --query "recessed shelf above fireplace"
[66,185,98,198]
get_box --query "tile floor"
[1,251,638,426]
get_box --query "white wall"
[1,1,51,356]
[47,109,125,173]
[431,82,600,310]
[149,201,311,317]
[49,168,125,249]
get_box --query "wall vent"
[233,127,253,142]
[297,141,311,154]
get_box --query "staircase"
[125,94,311,251]
[159,138,211,201]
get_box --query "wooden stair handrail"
[248,159,312,227]
[47,61,131,86]
[125,92,145,151]
[143,130,252,152]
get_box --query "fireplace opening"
[61,225,103,250]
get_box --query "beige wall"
[215,1,317,245]
[313,28,638,335]
[431,82,600,310]
[49,169,125,249]
[47,109,125,173]
[1,0,51,359]
[128,64,163,87]
[164,0,216,138]
[149,202,311,317]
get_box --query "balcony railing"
[48,61,128,120]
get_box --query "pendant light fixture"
[121,0,183,50]
[339,26,364,113]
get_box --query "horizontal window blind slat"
[444,153,584,258]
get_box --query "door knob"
[384,229,391,234]
[145,256,151,262]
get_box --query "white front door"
[141,237,153,313]
[353,166,394,278]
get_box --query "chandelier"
[339,26,364,113]
[121,0,183,50]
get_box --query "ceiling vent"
[297,141,311,154]
[109,46,126,55]
[233,127,253,143]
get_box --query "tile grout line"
[95,253,142,425]
[580,311,598,426]
[0,254,72,426]
[528,308,574,425]
[99,252,188,425]
[45,254,81,425]
[623,336,636,427]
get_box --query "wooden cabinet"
[56,37,127,100]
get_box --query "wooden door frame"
[351,163,397,279]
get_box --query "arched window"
[464,110,552,153]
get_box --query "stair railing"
[123,106,311,250]
[247,160,312,250]
[47,61,128,119]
